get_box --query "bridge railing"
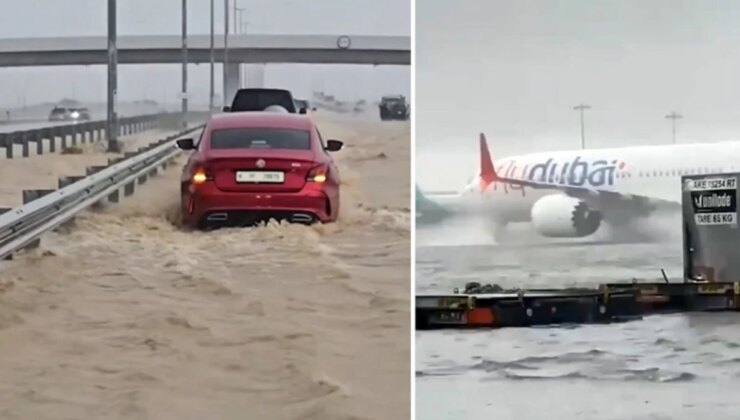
[0,112,202,159]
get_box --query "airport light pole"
[181,0,188,128]
[209,0,215,113]
[106,0,119,153]
[573,103,591,149]
[665,112,682,144]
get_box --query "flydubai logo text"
[527,156,625,187]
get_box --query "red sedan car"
[176,112,343,229]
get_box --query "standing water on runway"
[415,0,740,418]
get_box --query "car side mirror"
[176,138,195,150]
[299,107,307,114]
[325,139,343,152]
[222,106,231,112]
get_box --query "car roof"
[208,112,314,131]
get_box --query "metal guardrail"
[0,124,205,261]
[0,112,192,159]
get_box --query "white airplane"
[422,133,739,239]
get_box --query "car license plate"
[235,171,284,183]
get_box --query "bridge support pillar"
[224,62,241,105]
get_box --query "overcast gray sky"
[0,0,409,108]
[417,0,740,189]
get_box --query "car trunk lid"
[207,149,317,193]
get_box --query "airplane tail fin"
[415,185,430,204]
[479,133,498,190]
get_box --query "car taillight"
[306,164,328,183]
[192,166,213,184]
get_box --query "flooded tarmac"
[416,223,740,420]
[0,112,410,420]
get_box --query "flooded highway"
[0,128,181,207]
[0,111,410,420]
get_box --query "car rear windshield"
[209,128,311,150]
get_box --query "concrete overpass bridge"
[0,34,409,106]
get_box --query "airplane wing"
[478,133,680,217]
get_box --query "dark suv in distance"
[378,95,410,121]
[223,88,309,114]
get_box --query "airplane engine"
[530,194,602,238]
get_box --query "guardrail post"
[11,132,28,158]
[20,189,55,250]
[34,130,43,155]
[85,165,107,176]
[0,208,10,259]
[58,176,84,189]
[108,189,120,203]
[60,127,68,150]
[56,176,84,228]
[124,181,135,197]
[48,128,56,153]
[72,124,79,146]
[85,166,108,209]
[0,133,8,159]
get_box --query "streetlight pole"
[233,0,238,34]
[236,6,246,88]
[107,0,119,152]
[665,112,683,144]
[181,0,188,128]
[223,0,230,108]
[573,103,591,149]
[209,0,215,113]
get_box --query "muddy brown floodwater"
[0,112,410,420]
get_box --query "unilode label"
[689,176,738,226]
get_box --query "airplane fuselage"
[463,140,740,224]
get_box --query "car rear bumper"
[184,185,333,228]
